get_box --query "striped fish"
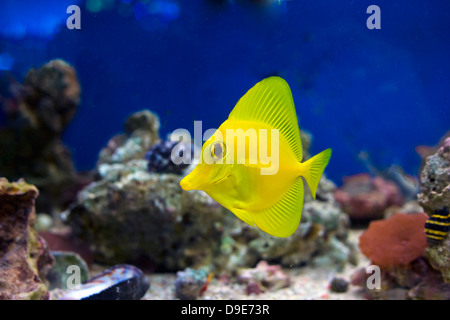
[425,208,450,245]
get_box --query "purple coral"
[145,140,192,174]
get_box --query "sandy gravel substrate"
[143,229,369,300]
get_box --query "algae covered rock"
[0,59,82,214]
[67,159,240,270]
[0,178,54,300]
[418,137,450,213]
[418,137,450,283]
[174,268,210,300]
[46,251,90,290]
[97,109,160,165]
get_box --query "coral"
[334,173,405,221]
[417,137,450,214]
[237,261,290,294]
[174,268,210,300]
[359,213,428,268]
[0,59,84,214]
[146,140,192,174]
[0,178,54,300]
[97,109,160,165]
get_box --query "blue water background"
[0,0,449,184]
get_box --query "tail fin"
[302,148,332,199]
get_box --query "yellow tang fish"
[180,77,331,237]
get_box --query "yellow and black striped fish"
[425,207,450,245]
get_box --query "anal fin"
[249,177,304,237]
[229,207,255,227]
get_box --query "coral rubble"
[0,178,54,300]
[174,268,210,300]
[237,260,290,295]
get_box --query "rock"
[245,281,263,295]
[0,178,54,300]
[39,227,94,266]
[0,59,82,214]
[417,137,450,282]
[35,213,53,231]
[67,159,241,269]
[46,251,90,290]
[334,174,405,222]
[60,264,149,300]
[352,257,450,300]
[418,137,450,214]
[416,131,450,172]
[97,110,160,166]
[237,261,290,294]
[329,277,349,293]
[174,268,210,300]
[359,213,429,268]
[425,236,450,283]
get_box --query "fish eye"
[211,142,226,159]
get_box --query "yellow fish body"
[180,77,331,237]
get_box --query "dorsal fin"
[228,76,303,162]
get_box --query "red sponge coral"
[359,213,429,268]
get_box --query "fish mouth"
[180,173,230,191]
[180,176,202,191]
[180,174,210,191]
